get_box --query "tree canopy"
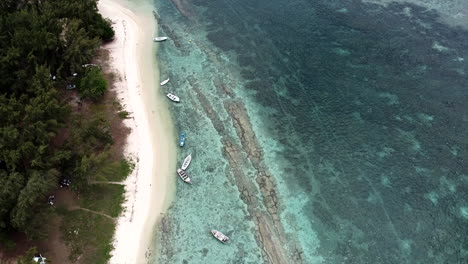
[0,0,114,239]
[79,67,108,100]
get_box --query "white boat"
[166,93,180,102]
[160,78,170,86]
[177,169,191,184]
[211,230,229,243]
[153,37,168,42]
[181,154,192,170]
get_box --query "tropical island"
[3,0,467,263]
[0,0,173,263]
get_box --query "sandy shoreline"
[98,0,176,263]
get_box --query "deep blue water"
[152,0,468,263]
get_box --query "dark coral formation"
[224,101,304,263]
[187,74,302,263]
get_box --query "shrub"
[118,111,130,119]
[79,68,107,100]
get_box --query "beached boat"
[177,168,191,184]
[211,230,229,243]
[166,93,180,102]
[160,78,170,86]
[153,37,168,42]
[181,154,192,170]
[179,132,186,147]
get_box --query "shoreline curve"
[98,0,177,263]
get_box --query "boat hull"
[181,154,192,170]
[153,37,168,42]
[160,78,169,86]
[179,133,185,147]
[166,93,180,102]
[211,230,229,243]
[177,169,191,184]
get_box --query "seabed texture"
[151,0,468,263]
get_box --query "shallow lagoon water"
[150,0,468,263]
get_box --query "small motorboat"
[167,93,180,102]
[160,78,170,86]
[153,37,168,42]
[179,132,185,147]
[181,154,192,170]
[211,230,229,243]
[177,168,191,184]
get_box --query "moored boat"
[160,78,170,86]
[179,132,185,147]
[166,93,180,102]
[177,168,191,184]
[181,154,192,170]
[211,230,229,243]
[153,37,168,42]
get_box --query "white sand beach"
[98,0,176,263]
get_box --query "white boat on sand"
[160,78,170,86]
[177,169,191,184]
[181,154,192,171]
[153,37,168,42]
[211,230,229,243]
[166,93,180,103]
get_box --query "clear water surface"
[150,0,468,263]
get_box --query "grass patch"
[89,102,107,112]
[51,158,132,263]
[80,184,125,218]
[94,158,134,182]
[59,209,115,264]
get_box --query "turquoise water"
[151,0,468,263]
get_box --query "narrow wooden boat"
[181,154,192,170]
[211,229,229,243]
[177,168,191,184]
[160,78,170,86]
[153,37,168,42]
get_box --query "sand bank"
[98,0,176,262]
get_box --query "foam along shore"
[98,0,176,263]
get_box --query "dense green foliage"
[79,68,108,100]
[0,0,114,240]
